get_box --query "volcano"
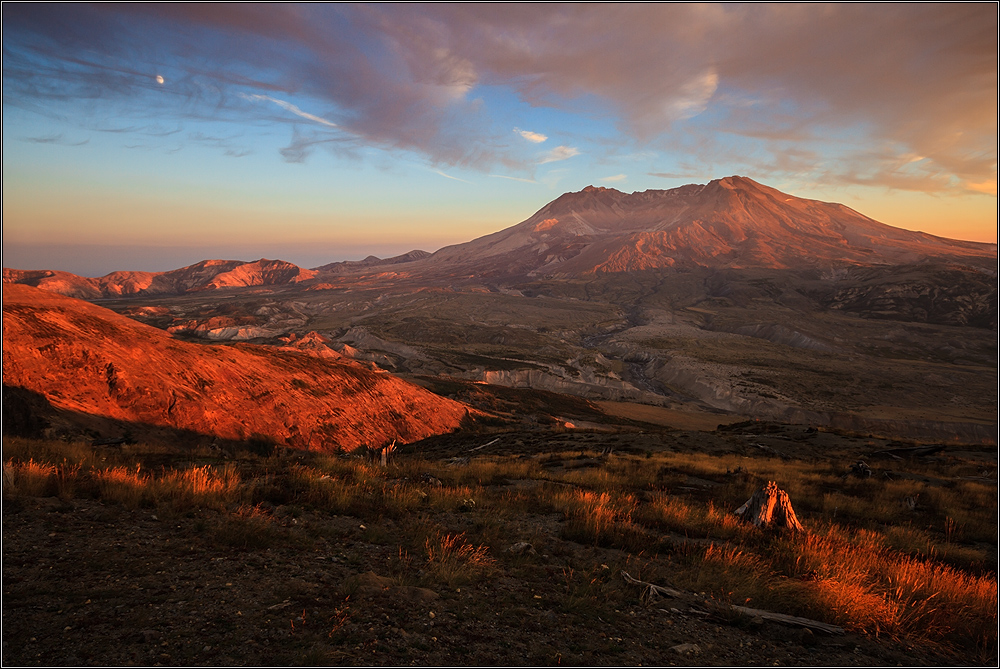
[421,176,995,278]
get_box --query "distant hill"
[3,258,316,299]
[2,284,467,450]
[421,177,996,278]
[313,250,431,273]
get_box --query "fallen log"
[872,445,945,458]
[730,604,846,635]
[621,571,845,635]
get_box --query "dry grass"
[423,531,497,587]
[3,435,995,655]
[5,459,59,497]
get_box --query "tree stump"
[734,481,804,531]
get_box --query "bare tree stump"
[734,481,804,531]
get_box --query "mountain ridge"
[4,177,995,296]
[3,258,316,300]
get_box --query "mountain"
[3,258,316,299]
[5,177,995,296]
[2,284,468,450]
[422,177,996,277]
[314,250,431,273]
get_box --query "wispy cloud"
[489,174,538,183]
[188,131,254,159]
[239,93,338,128]
[514,128,547,143]
[19,134,89,146]
[539,145,580,164]
[601,174,627,182]
[432,169,470,183]
[965,178,997,196]
[648,171,700,180]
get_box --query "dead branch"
[621,571,844,635]
[621,571,684,599]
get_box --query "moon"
[156,75,164,85]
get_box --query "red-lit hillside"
[2,284,468,450]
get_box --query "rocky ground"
[4,497,952,667]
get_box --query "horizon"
[3,174,998,278]
[3,5,997,277]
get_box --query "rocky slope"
[2,285,468,450]
[3,258,316,299]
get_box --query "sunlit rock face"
[2,284,468,451]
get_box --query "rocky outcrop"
[728,323,833,351]
[819,266,997,328]
[474,368,664,404]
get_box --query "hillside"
[2,285,467,450]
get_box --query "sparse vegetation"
[3,427,995,665]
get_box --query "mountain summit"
[425,176,995,277]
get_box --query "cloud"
[277,127,362,163]
[239,93,338,128]
[19,134,89,146]
[539,145,580,164]
[514,128,547,143]
[374,4,995,190]
[2,4,994,190]
[648,171,701,180]
[664,69,718,121]
[431,168,470,183]
[188,131,254,159]
[965,179,997,196]
[601,174,627,182]
[489,174,537,183]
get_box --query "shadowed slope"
[2,285,468,450]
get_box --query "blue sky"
[3,4,996,276]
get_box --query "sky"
[2,3,997,277]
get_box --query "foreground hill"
[2,284,467,450]
[421,177,996,278]
[3,258,316,299]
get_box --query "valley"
[3,176,996,666]
[7,178,994,449]
[89,263,997,445]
